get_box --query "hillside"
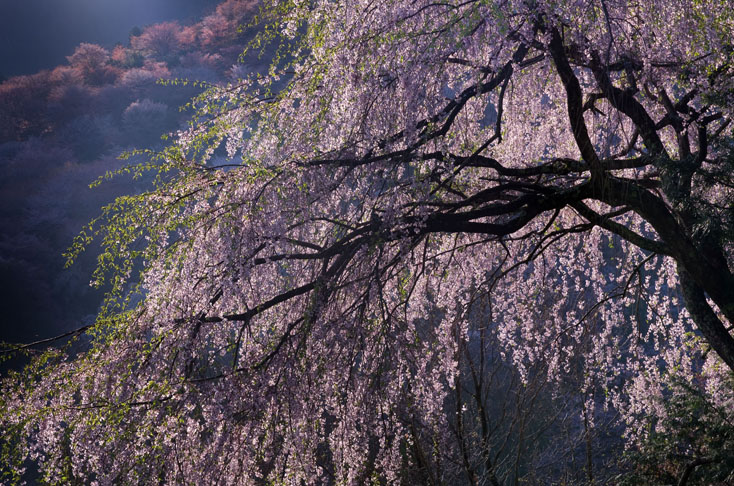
[0,0,262,344]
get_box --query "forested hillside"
[0,0,262,345]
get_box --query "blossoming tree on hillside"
[2,0,734,484]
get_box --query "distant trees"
[0,1,264,143]
[0,72,52,140]
[110,45,145,69]
[66,43,117,85]
[199,0,258,47]
[122,98,169,144]
[131,22,184,63]
[66,43,109,72]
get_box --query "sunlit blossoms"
[2,0,734,484]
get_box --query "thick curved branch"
[594,177,734,361]
[589,54,666,156]
[0,324,93,355]
[679,267,734,371]
[457,153,651,176]
[571,202,670,255]
[548,29,602,175]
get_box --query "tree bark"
[679,266,734,371]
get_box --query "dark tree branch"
[590,53,667,156]
[548,29,603,175]
[1,324,93,355]
[571,202,670,255]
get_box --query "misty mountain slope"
[0,0,265,344]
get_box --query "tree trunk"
[679,266,734,371]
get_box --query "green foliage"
[619,375,734,485]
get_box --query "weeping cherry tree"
[2,0,734,484]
